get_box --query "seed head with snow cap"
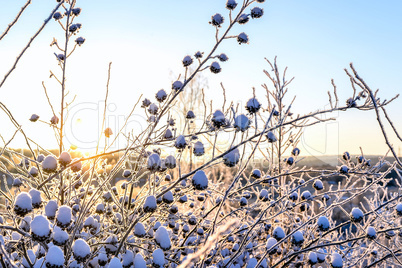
[147,153,161,172]
[223,147,240,167]
[42,155,58,173]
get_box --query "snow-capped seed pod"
[72,239,91,263]
[339,165,349,174]
[147,153,161,172]
[366,226,377,239]
[239,197,247,206]
[29,166,38,177]
[122,169,131,178]
[251,169,261,179]
[237,32,249,44]
[210,61,221,74]
[210,13,224,26]
[218,53,228,62]
[56,54,65,61]
[237,14,249,24]
[322,194,330,202]
[14,192,32,216]
[223,147,240,167]
[186,110,196,119]
[188,216,197,225]
[31,215,51,242]
[226,0,238,10]
[29,114,39,122]
[301,190,311,200]
[56,205,72,229]
[68,24,79,33]
[109,257,123,268]
[134,253,146,267]
[45,200,58,220]
[300,203,310,212]
[59,151,72,166]
[289,192,298,201]
[313,179,324,190]
[291,231,304,246]
[53,227,69,246]
[251,7,264,18]
[192,170,208,190]
[104,127,113,138]
[174,135,187,149]
[317,216,330,231]
[194,51,203,59]
[75,36,85,46]
[197,228,204,236]
[172,81,183,92]
[37,154,45,163]
[211,109,226,128]
[95,203,105,214]
[53,12,62,20]
[152,248,165,268]
[245,97,261,114]
[272,226,285,240]
[143,195,157,213]
[179,195,188,203]
[342,151,350,161]
[122,250,134,268]
[331,252,343,268]
[105,235,118,254]
[169,204,178,214]
[165,155,176,169]
[286,157,294,165]
[292,147,300,156]
[316,248,326,263]
[266,131,277,143]
[158,159,167,172]
[163,129,173,140]
[42,155,58,173]
[259,189,269,201]
[29,189,42,208]
[182,55,193,67]
[148,103,159,115]
[134,222,146,237]
[308,252,317,265]
[395,203,402,216]
[193,141,205,156]
[46,246,64,268]
[19,216,31,232]
[72,7,81,16]
[233,114,250,132]
[156,89,167,103]
[162,191,174,204]
[142,98,151,107]
[350,207,364,223]
[13,177,23,187]
[155,226,171,250]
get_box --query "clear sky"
[0,1,401,158]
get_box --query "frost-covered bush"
[0,1,402,268]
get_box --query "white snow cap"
[172,80,183,92]
[266,237,278,253]
[162,191,174,203]
[331,252,343,268]
[59,151,72,166]
[266,131,277,143]
[14,192,33,215]
[164,129,173,139]
[72,239,91,260]
[31,215,51,238]
[148,103,159,115]
[29,166,39,177]
[317,215,330,231]
[165,155,176,169]
[42,155,58,172]
[223,147,240,167]
[396,203,402,215]
[291,230,304,245]
[45,200,58,219]
[308,251,317,264]
[122,250,134,267]
[134,253,147,268]
[152,248,165,268]
[29,188,42,208]
[134,222,146,237]
[272,226,285,240]
[70,159,82,172]
[53,227,69,245]
[144,195,157,212]
[350,207,364,222]
[233,114,250,132]
[251,169,261,178]
[109,257,123,268]
[246,258,258,268]
[192,170,208,190]
[193,141,205,156]
[366,226,376,239]
[147,153,161,172]
[46,246,64,267]
[56,205,72,228]
[212,110,226,127]
[313,179,324,190]
[174,135,187,149]
[155,226,171,250]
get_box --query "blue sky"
[0,1,401,156]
